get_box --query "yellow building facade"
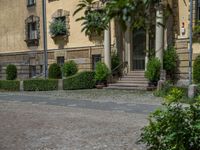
[0,0,199,82]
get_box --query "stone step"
[176,48,189,54]
[109,82,148,87]
[120,77,148,81]
[127,72,145,76]
[107,70,148,90]
[118,80,148,84]
[105,86,147,90]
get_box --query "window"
[27,0,36,7]
[92,55,101,70]
[25,15,40,46]
[29,66,36,78]
[28,22,37,40]
[57,56,65,66]
[55,16,66,23]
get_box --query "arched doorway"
[132,29,146,70]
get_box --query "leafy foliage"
[62,60,78,77]
[0,80,20,91]
[193,21,200,43]
[6,64,17,80]
[193,55,200,83]
[48,63,62,79]
[95,62,110,82]
[73,0,96,17]
[139,88,200,150]
[24,79,58,91]
[73,0,108,36]
[163,46,179,81]
[63,71,95,90]
[111,51,121,75]
[49,19,67,37]
[145,58,161,82]
[105,0,146,30]
[78,10,108,36]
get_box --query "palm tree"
[105,0,146,30]
[73,0,96,16]
[74,0,108,37]
[79,10,108,36]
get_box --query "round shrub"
[163,46,178,81]
[95,62,110,82]
[62,60,78,77]
[6,64,17,80]
[145,58,161,82]
[193,55,200,83]
[48,63,62,79]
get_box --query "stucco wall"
[178,0,190,38]
[46,0,115,50]
[0,0,43,53]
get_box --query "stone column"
[145,29,149,71]
[104,23,111,70]
[124,27,131,72]
[155,5,164,69]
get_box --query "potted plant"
[95,62,110,89]
[145,57,161,87]
[49,19,68,42]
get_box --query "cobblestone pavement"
[0,90,162,150]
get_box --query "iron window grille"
[25,15,40,46]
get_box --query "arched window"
[25,15,40,46]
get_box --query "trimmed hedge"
[63,71,95,90]
[24,79,58,91]
[0,80,20,91]
[193,55,200,83]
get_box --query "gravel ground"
[0,90,162,150]
[1,89,162,105]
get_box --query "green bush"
[49,19,67,37]
[139,88,200,150]
[163,46,178,81]
[24,79,58,91]
[111,52,121,75]
[62,60,78,77]
[63,71,95,90]
[48,63,62,79]
[0,80,20,91]
[193,55,200,83]
[95,62,110,82]
[6,64,17,80]
[154,81,173,97]
[145,58,161,82]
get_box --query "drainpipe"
[189,0,193,84]
[42,0,48,78]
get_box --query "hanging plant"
[49,19,68,37]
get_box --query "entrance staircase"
[108,71,148,90]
